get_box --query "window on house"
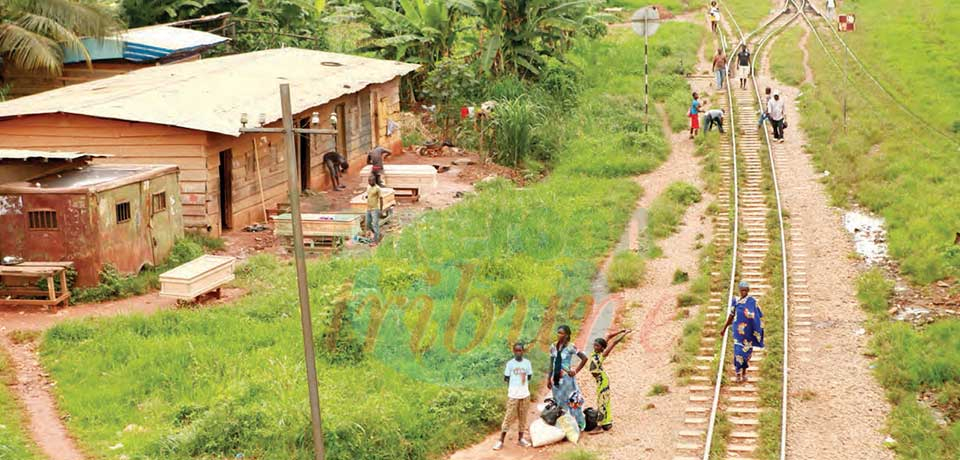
[27,210,58,230]
[116,201,131,223]
[152,192,167,214]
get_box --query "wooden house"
[0,164,183,286]
[0,48,418,235]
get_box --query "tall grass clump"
[607,251,646,292]
[768,25,806,87]
[648,182,702,239]
[492,96,546,167]
[0,352,41,459]
[38,23,704,460]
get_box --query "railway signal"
[631,6,660,132]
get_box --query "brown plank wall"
[0,114,210,228]
[0,77,405,235]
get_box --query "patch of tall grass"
[607,251,646,292]
[768,25,805,87]
[0,352,40,460]
[722,0,774,33]
[648,182,703,239]
[39,23,704,460]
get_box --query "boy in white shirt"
[494,343,534,450]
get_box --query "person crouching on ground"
[365,175,382,245]
[547,324,588,430]
[720,281,764,383]
[704,108,725,134]
[322,151,348,191]
[589,329,632,432]
[494,342,534,450]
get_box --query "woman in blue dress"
[720,281,764,383]
[547,324,588,429]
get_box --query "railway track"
[674,2,800,459]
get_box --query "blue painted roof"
[63,26,228,64]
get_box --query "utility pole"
[239,83,338,460]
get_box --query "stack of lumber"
[359,165,438,190]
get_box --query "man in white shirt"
[766,91,786,143]
[494,343,534,450]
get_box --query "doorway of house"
[298,118,311,191]
[218,149,233,230]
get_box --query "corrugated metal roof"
[62,25,228,64]
[0,149,110,161]
[121,26,228,62]
[0,164,178,193]
[0,48,419,137]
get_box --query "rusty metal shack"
[0,164,183,286]
[0,48,419,235]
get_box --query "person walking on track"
[758,87,772,129]
[689,92,702,139]
[720,281,765,384]
[589,329,631,432]
[766,91,786,143]
[708,1,721,33]
[494,342,533,450]
[712,48,727,90]
[547,325,588,430]
[736,45,751,89]
[826,0,836,20]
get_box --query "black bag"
[782,119,789,130]
[540,398,563,425]
[584,407,599,432]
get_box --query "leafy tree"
[359,0,471,65]
[0,0,121,75]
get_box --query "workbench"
[0,261,74,308]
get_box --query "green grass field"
[0,354,39,460]
[768,25,805,86]
[38,23,703,460]
[722,0,775,34]
[794,2,960,284]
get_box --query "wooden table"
[0,261,74,308]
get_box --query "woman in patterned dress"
[589,329,632,431]
[547,325,588,429]
[720,281,765,383]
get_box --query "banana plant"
[359,0,472,66]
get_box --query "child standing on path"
[689,92,702,139]
[494,343,534,450]
[589,329,632,431]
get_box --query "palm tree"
[0,0,120,75]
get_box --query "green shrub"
[538,57,582,108]
[672,269,689,284]
[492,96,545,167]
[486,75,528,101]
[648,182,702,239]
[184,232,225,251]
[607,251,645,292]
[856,269,894,317]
